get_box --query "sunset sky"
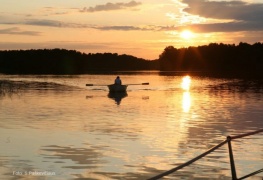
[1,0,263,59]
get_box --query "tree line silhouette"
[0,42,263,77]
[0,49,159,74]
[159,42,263,77]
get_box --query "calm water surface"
[0,73,262,180]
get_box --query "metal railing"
[148,129,263,180]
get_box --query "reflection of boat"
[108,92,128,105]
[107,84,128,92]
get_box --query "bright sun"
[180,30,194,40]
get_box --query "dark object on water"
[107,84,128,92]
[108,92,128,105]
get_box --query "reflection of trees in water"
[0,80,78,97]
[0,80,21,97]
[208,80,263,93]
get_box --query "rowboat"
[107,84,128,92]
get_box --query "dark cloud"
[93,25,159,31]
[2,17,263,34]
[25,19,55,27]
[14,19,159,31]
[1,17,160,31]
[163,21,263,33]
[1,0,263,35]
[40,7,74,16]
[179,0,263,33]
[25,19,65,27]
[80,1,142,12]
[182,0,263,21]
[0,41,121,52]
[200,21,263,32]
[0,27,40,36]
[24,19,88,28]
[94,25,142,31]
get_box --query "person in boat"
[114,76,122,85]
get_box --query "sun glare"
[181,76,191,91]
[180,30,194,40]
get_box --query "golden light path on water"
[182,92,191,113]
[181,76,191,113]
[181,75,191,91]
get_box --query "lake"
[0,72,262,180]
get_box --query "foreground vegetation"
[0,42,263,77]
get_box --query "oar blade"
[86,84,94,86]
[142,82,149,85]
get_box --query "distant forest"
[0,49,159,74]
[159,42,263,77]
[0,42,263,77]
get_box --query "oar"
[86,82,149,86]
[125,82,149,85]
[86,84,108,86]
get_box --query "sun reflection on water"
[181,76,192,112]
[182,92,191,113]
[181,76,191,91]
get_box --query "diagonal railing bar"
[227,136,237,180]
[147,129,263,180]
[231,129,263,140]
[238,168,263,180]
[147,140,228,180]
[239,168,263,180]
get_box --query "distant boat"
[107,84,128,92]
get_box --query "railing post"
[227,136,237,180]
